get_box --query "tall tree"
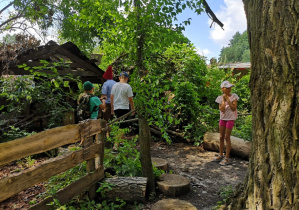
[230,1,299,209]
[0,0,56,36]
[55,0,207,195]
[219,31,250,63]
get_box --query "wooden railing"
[0,119,107,209]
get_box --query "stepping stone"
[151,198,197,210]
[152,157,168,171]
[157,174,190,196]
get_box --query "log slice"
[157,174,190,196]
[151,158,168,171]
[151,198,197,210]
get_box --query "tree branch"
[202,0,224,30]
[0,1,14,15]
[0,14,24,29]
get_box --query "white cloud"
[195,47,211,57]
[208,0,247,47]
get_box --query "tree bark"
[231,1,299,209]
[134,0,155,196]
[138,116,156,195]
[103,177,147,202]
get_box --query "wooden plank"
[0,142,102,202]
[0,119,103,166]
[29,166,104,210]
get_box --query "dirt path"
[146,141,249,209]
[0,141,248,210]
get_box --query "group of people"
[78,66,135,150]
[79,66,134,121]
[79,66,239,166]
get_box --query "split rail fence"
[0,118,107,209]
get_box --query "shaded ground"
[144,141,249,209]
[0,141,248,210]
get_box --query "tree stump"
[157,174,190,196]
[151,158,168,171]
[102,177,147,202]
[203,132,251,160]
[151,199,197,210]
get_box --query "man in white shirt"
[110,71,135,150]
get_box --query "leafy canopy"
[57,0,205,55]
[219,31,250,63]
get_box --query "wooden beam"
[29,166,104,210]
[17,43,61,63]
[0,67,100,77]
[55,47,103,75]
[16,61,82,69]
[0,119,104,166]
[0,142,102,202]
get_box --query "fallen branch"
[107,110,135,126]
[1,114,35,131]
[18,114,53,129]
[118,118,139,124]
[150,125,185,138]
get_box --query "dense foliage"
[1,0,252,207]
[218,31,250,63]
[0,63,78,142]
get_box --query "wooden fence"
[0,118,107,209]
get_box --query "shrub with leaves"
[0,61,80,141]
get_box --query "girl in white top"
[213,81,239,166]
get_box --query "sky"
[176,0,247,61]
[0,0,247,61]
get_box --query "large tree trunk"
[231,1,299,209]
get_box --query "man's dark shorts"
[114,109,131,129]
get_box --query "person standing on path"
[101,65,117,122]
[110,71,135,150]
[213,81,239,166]
[77,81,106,120]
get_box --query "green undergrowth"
[38,124,164,209]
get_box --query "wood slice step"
[157,174,190,196]
[151,198,197,210]
[152,157,168,171]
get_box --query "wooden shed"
[0,40,104,84]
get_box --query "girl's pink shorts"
[219,120,235,129]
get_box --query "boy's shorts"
[114,109,131,129]
[219,120,235,129]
